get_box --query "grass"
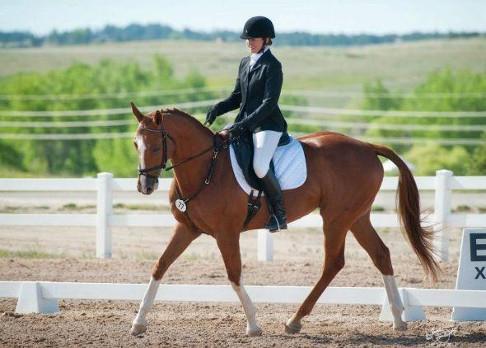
[113,203,162,211]
[134,251,160,261]
[0,203,162,213]
[0,167,94,178]
[181,253,204,261]
[371,205,385,212]
[60,203,95,211]
[0,248,64,259]
[454,205,472,212]
[0,205,48,213]
[1,38,485,95]
[0,167,47,178]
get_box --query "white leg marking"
[130,277,160,335]
[231,281,262,336]
[383,275,407,330]
[285,312,302,334]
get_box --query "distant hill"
[0,23,483,48]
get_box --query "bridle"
[137,125,216,179]
[137,126,172,179]
[137,117,227,220]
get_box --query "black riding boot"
[261,169,287,232]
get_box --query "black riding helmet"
[240,16,275,39]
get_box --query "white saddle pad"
[229,135,307,195]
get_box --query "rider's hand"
[229,123,245,139]
[205,106,218,126]
[218,129,230,141]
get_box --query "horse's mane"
[158,107,214,137]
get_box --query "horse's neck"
[167,116,213,196]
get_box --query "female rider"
[205,16,288,232]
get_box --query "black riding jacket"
[212,49,287,134]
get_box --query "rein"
[137,127,214,176]
[138,122,227,216]
[166,145,215,171]
[173,143,223,213]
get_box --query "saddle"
[231,132,291,191]
[230,133,307,196]
[229,132,307,228]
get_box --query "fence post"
[434,169,453,262]
[97,172,113,258]
[257,229,273,261]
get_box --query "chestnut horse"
[129,103,439,337]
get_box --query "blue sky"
[1,0,485,35]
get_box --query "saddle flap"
[230,134,307,196]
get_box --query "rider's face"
[246,38,265,53]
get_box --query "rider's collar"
[250,46,269,68]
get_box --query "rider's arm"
[234,60,282,132]
[211,59,243,116]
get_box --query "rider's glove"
[205,106,218,126]
[229,123,246,139]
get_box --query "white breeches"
[252,130,282,178]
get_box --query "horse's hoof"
[285,320,302,334]
[246,325,263,337]
[130,323,147,336]
[393,321,407,331]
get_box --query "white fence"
[0,170,485,261]
[1,280,485,322]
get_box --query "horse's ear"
[130,102,144,123]
[154,110,162,125]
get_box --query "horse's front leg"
[130,222,200,336]
[216,232,262,337]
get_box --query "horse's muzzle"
[137,175,159,195]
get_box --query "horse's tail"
[371,143,440,282]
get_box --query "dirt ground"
[1,220,485,347]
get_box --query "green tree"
[362,68,486,173]
[362,80,401,111]
[405,144,470,175]
[466,132,486,175]
[0,55,212,177]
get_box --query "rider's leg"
[252,130,287,232]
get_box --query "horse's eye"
[152,146,161,153]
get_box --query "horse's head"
[131,102,174,195]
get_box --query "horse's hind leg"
[350,213,407,330]
[130,222,200,336]
[285,217,349,334]
[216,232,262,337]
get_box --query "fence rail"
[1,170,485,261]
[1,280,485,322]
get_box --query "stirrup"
[265,214,287,233]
